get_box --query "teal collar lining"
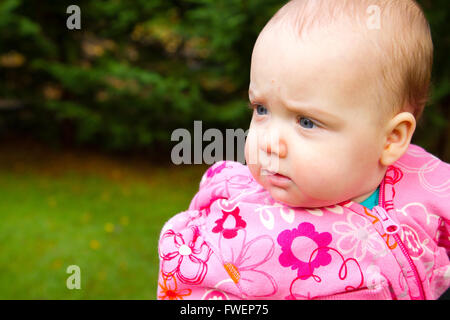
[359,185,380,210]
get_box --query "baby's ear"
[380,112,416,167]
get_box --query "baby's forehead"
[255,1,383,66]
[262,0,365,38]
[261,0,427,49]
[253,18,373,79]
[252,4,402,83]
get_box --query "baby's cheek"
[244,139,250,164]
[290,161,336,197]
[290,159,320,184]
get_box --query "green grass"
[0,147,207,299]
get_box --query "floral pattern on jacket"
[157,144,450,300]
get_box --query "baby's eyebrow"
[284,101,339,121]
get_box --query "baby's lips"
[260,168,286,176]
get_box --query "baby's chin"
[272,193,337,209]
[269,190,315,208]
[261,179,339,209]
[253,180,298,207]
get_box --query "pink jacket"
[157,144,450,300]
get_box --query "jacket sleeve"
[432,161,450,299]
[188,161,251,212]
[437,217,450,256]
[156,218,243,300]
[434,161,450,256]
[157,161,247,300]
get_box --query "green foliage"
[413,0,450,160]
[0,0,448,159]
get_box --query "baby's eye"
[255,104,268,115]
[298,117,317,129]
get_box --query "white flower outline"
[332,212,387,261]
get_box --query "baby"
[157,0,450,300]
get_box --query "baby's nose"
[260,133,287,158]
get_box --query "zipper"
[374,179,425,300]
[372,206,400,235]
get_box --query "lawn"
[0,143,207,299]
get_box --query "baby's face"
[245,29,388,208]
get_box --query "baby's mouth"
[261,168,285,177]
[260,168,291,186]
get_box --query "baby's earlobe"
[380,112,416,166]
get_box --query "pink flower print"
[287,247,364,299]
[332,212,386,261]
[217,230,277,298]
[226,174,255,189]
[198,161,229,191]
[401,224,425,259]
[212,206,247,239]
[206,161,227,178]
[159,226,212,285]
[202,288,229,300]
[384,165,403,185]
[277,222,332,280]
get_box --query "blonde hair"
[261,0,433,122]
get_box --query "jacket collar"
[338,165,402,216]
